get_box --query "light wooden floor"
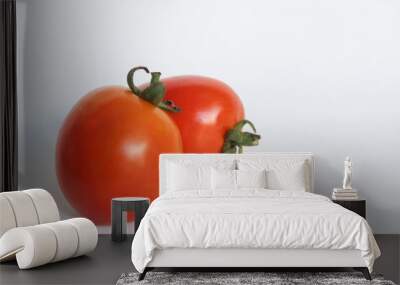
[0,235,398,285]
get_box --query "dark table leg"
[112,202,127,242]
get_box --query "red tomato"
[161,76,245,153]
[56,86,182,225]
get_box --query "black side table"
[332,199,366,219]
[111,197,150,242]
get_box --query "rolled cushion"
[42,221,79,262]
[65,218,98,257]
[0,218,98,269]
[0,226,57,268]
[24,189,60,223]
[0,189,60,237]
[0,191,39,227]
[0,196,17,237]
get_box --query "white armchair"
[0,189,98,269]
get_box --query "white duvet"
[131,190,380,273]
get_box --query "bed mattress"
[131,190,380,273]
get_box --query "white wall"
[16,0,400,233]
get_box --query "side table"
[332,199,366,219]
[111,197,150,242]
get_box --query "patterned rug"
[116,271,396,285]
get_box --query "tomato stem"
[222,119,261,153]
[127,66,180,112]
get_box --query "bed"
[131,153,380,280]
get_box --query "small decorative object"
[342,156,352,190]
[332,188,359,200]
[332,156,358,200]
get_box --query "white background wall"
[16,0,400,233]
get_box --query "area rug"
[116,272,396,285]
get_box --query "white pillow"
[211,168,236,190]
[166,162,211,191]
[266,162,306,191]
[238,159,308,191]
[236,169,267,189]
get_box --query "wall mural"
[56,66,261,225]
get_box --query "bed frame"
[139,153,371,280]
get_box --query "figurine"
[342,156,352,190]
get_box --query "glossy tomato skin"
[56,87,182,225]
[162,76,244,153]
